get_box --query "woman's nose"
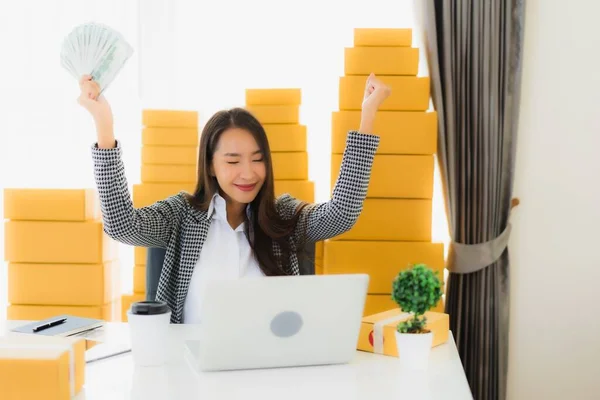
[239,162,255,179]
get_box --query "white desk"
[2,320,473,399]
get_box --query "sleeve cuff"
[346,131,380,152]
[91,140,122,164]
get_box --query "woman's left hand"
[359,73,391,133]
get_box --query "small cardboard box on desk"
[357,309,450,357]
[0,334,86,400]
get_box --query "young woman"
[78,73,391,323]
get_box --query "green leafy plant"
[391,263,443,334]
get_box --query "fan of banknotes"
[60,22,133,95]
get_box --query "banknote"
[60,22,133,94]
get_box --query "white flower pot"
[394,330,433,370]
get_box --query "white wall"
[0,0,140,321]
[508,1,600,399]
[0,1,452,320]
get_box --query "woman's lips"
[234,183,256,192]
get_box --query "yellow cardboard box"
[141,146,198,165]
[271,152,309,180]
[7,302,118,322]
[8,261,119,306]
[4,220,117,264]
[142,109,198,128]
[339,76,430,111]
[246,105,299,124]
[245,88,301,105]
[141,164,197,183]
[333,199,432,241]
[264,124,307,152]
[0,334,86,400]
[0,348,70,400]
[142,128,199,146]
[331,111,437,155]
[3,188,99,221]
[323,241,444,294]
[2,334,86,395]
[85,340,99,351]
[135,246,147,265]
[354,28,412,47]
[274,180,314,203]
[364,294,398,316]
[134,265,146,294]
[345,47,419,76]
[357,309,450,357]
[121,294,147,322]
[331,154,434,199]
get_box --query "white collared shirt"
[182,193,264,323]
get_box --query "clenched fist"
[359,73,391,134]
[77,75,113,129]
[362,73,392,115]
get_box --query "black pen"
[33,317,67,332]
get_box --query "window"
[0,0,450,320]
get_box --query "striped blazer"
[91,131,379,323]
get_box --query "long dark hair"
[185,107,307,276]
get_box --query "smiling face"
[210,127,266,206]
[187,107,301,277]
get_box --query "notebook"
[11,314,104,337]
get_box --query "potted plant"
[391,263,443,369]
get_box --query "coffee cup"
[127,300,171,367]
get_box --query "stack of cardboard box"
[4,189,120,321]
[121,109,199,321]
[245,88,315,203]
[324,28,445,316]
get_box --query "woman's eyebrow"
[223,150,262,157]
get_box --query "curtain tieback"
[446,198,520,274]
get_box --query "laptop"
[184,273,369,372]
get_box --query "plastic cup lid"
[130,301,170,315]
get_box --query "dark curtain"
[420,1,526,398]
